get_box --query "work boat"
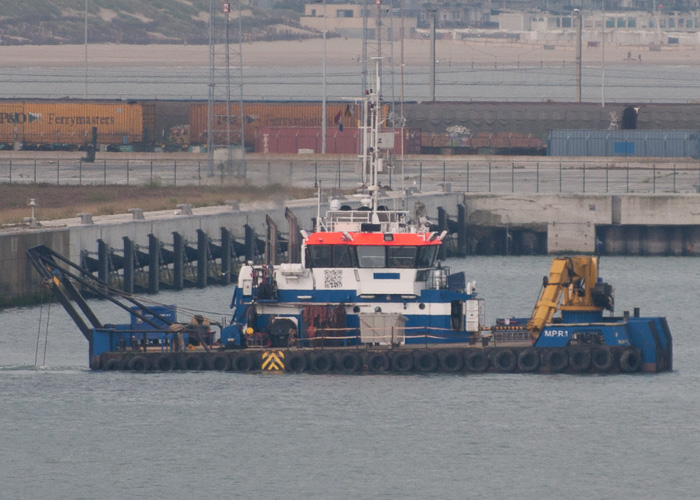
[227,195,480,350]
[226,68,481,352]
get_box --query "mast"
[368,58,382,218]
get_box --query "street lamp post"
[601,0,606,107]
[224,2,231,171]
[84,0,88,98]
[574,9,582,103]
[322,0,327,154]
[430,9,436,101]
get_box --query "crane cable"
[34,297,44,367]
[34,297,52,368]
[43,303,51,367]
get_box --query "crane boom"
[527,256,613,341]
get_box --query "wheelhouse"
[304,232,441,270]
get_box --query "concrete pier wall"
[463,194,700,255]
[0,191,462,306]
[2,191,699,306]
[0,229,70,301]
[464,194,614,254]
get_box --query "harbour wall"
[2,192,699,307]
[463,193,700,256]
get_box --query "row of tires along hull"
[93,346,644,374]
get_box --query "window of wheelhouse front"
[306,245,332,268]
[357,245,433,268]
[417,245,439,267]
[356,245,385,268]
[334,245,357,267]
[387,246,417,268]
[306,244,357,268]
[307,244,438,269]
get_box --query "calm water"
[1,256,699,499]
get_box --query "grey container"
[547,129,700,158]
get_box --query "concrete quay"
[463,193,700,255]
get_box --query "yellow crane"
[527,256,614,341]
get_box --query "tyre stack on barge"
[92,344,660,375]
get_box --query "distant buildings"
[496,9,699,44]
[498,10,698,32]
[300,1,700,45]
[301,3,417,39]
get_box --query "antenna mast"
[208,1,246,179]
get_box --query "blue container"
[547,129,700,158]
[130,305,176,330]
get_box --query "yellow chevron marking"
[262,351,285,372]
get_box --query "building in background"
[301,2,418,39]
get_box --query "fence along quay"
[2,153,700,194]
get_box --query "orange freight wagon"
[0,100,155,149]
[255,127,422,155]
[189,102,381,146]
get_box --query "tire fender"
[591,347,614,373]
[414,350,438,372]
[366,352,389,372]
[336,352,361,373]
[545,349,568,373]
[208,353,230,371]
[154,354,175,372]
[230,352,254,372]
[391,351,414,372]
[517,348,540,373]
[569,348,592,373]
[128,355,149,372]
[184,354,204,371]
[311,351,334,373]
[439,350,464,372]
[493,349,517,373]
[619,349,642,373]
[464,350,489,372]
[286,352,308,373]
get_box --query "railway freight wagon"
[189,102,377,148]
[0,100,156,151]
[403,101,700,156]
[254,126,422,154]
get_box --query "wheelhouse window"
[306,244,357,268]
[417,245,439,268]
[356,245,386,268]
[307,244,438,269]
[306,245,332,268]
[333,245,357,268]
[387,246,417,268]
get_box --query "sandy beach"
[1,37,698,69]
